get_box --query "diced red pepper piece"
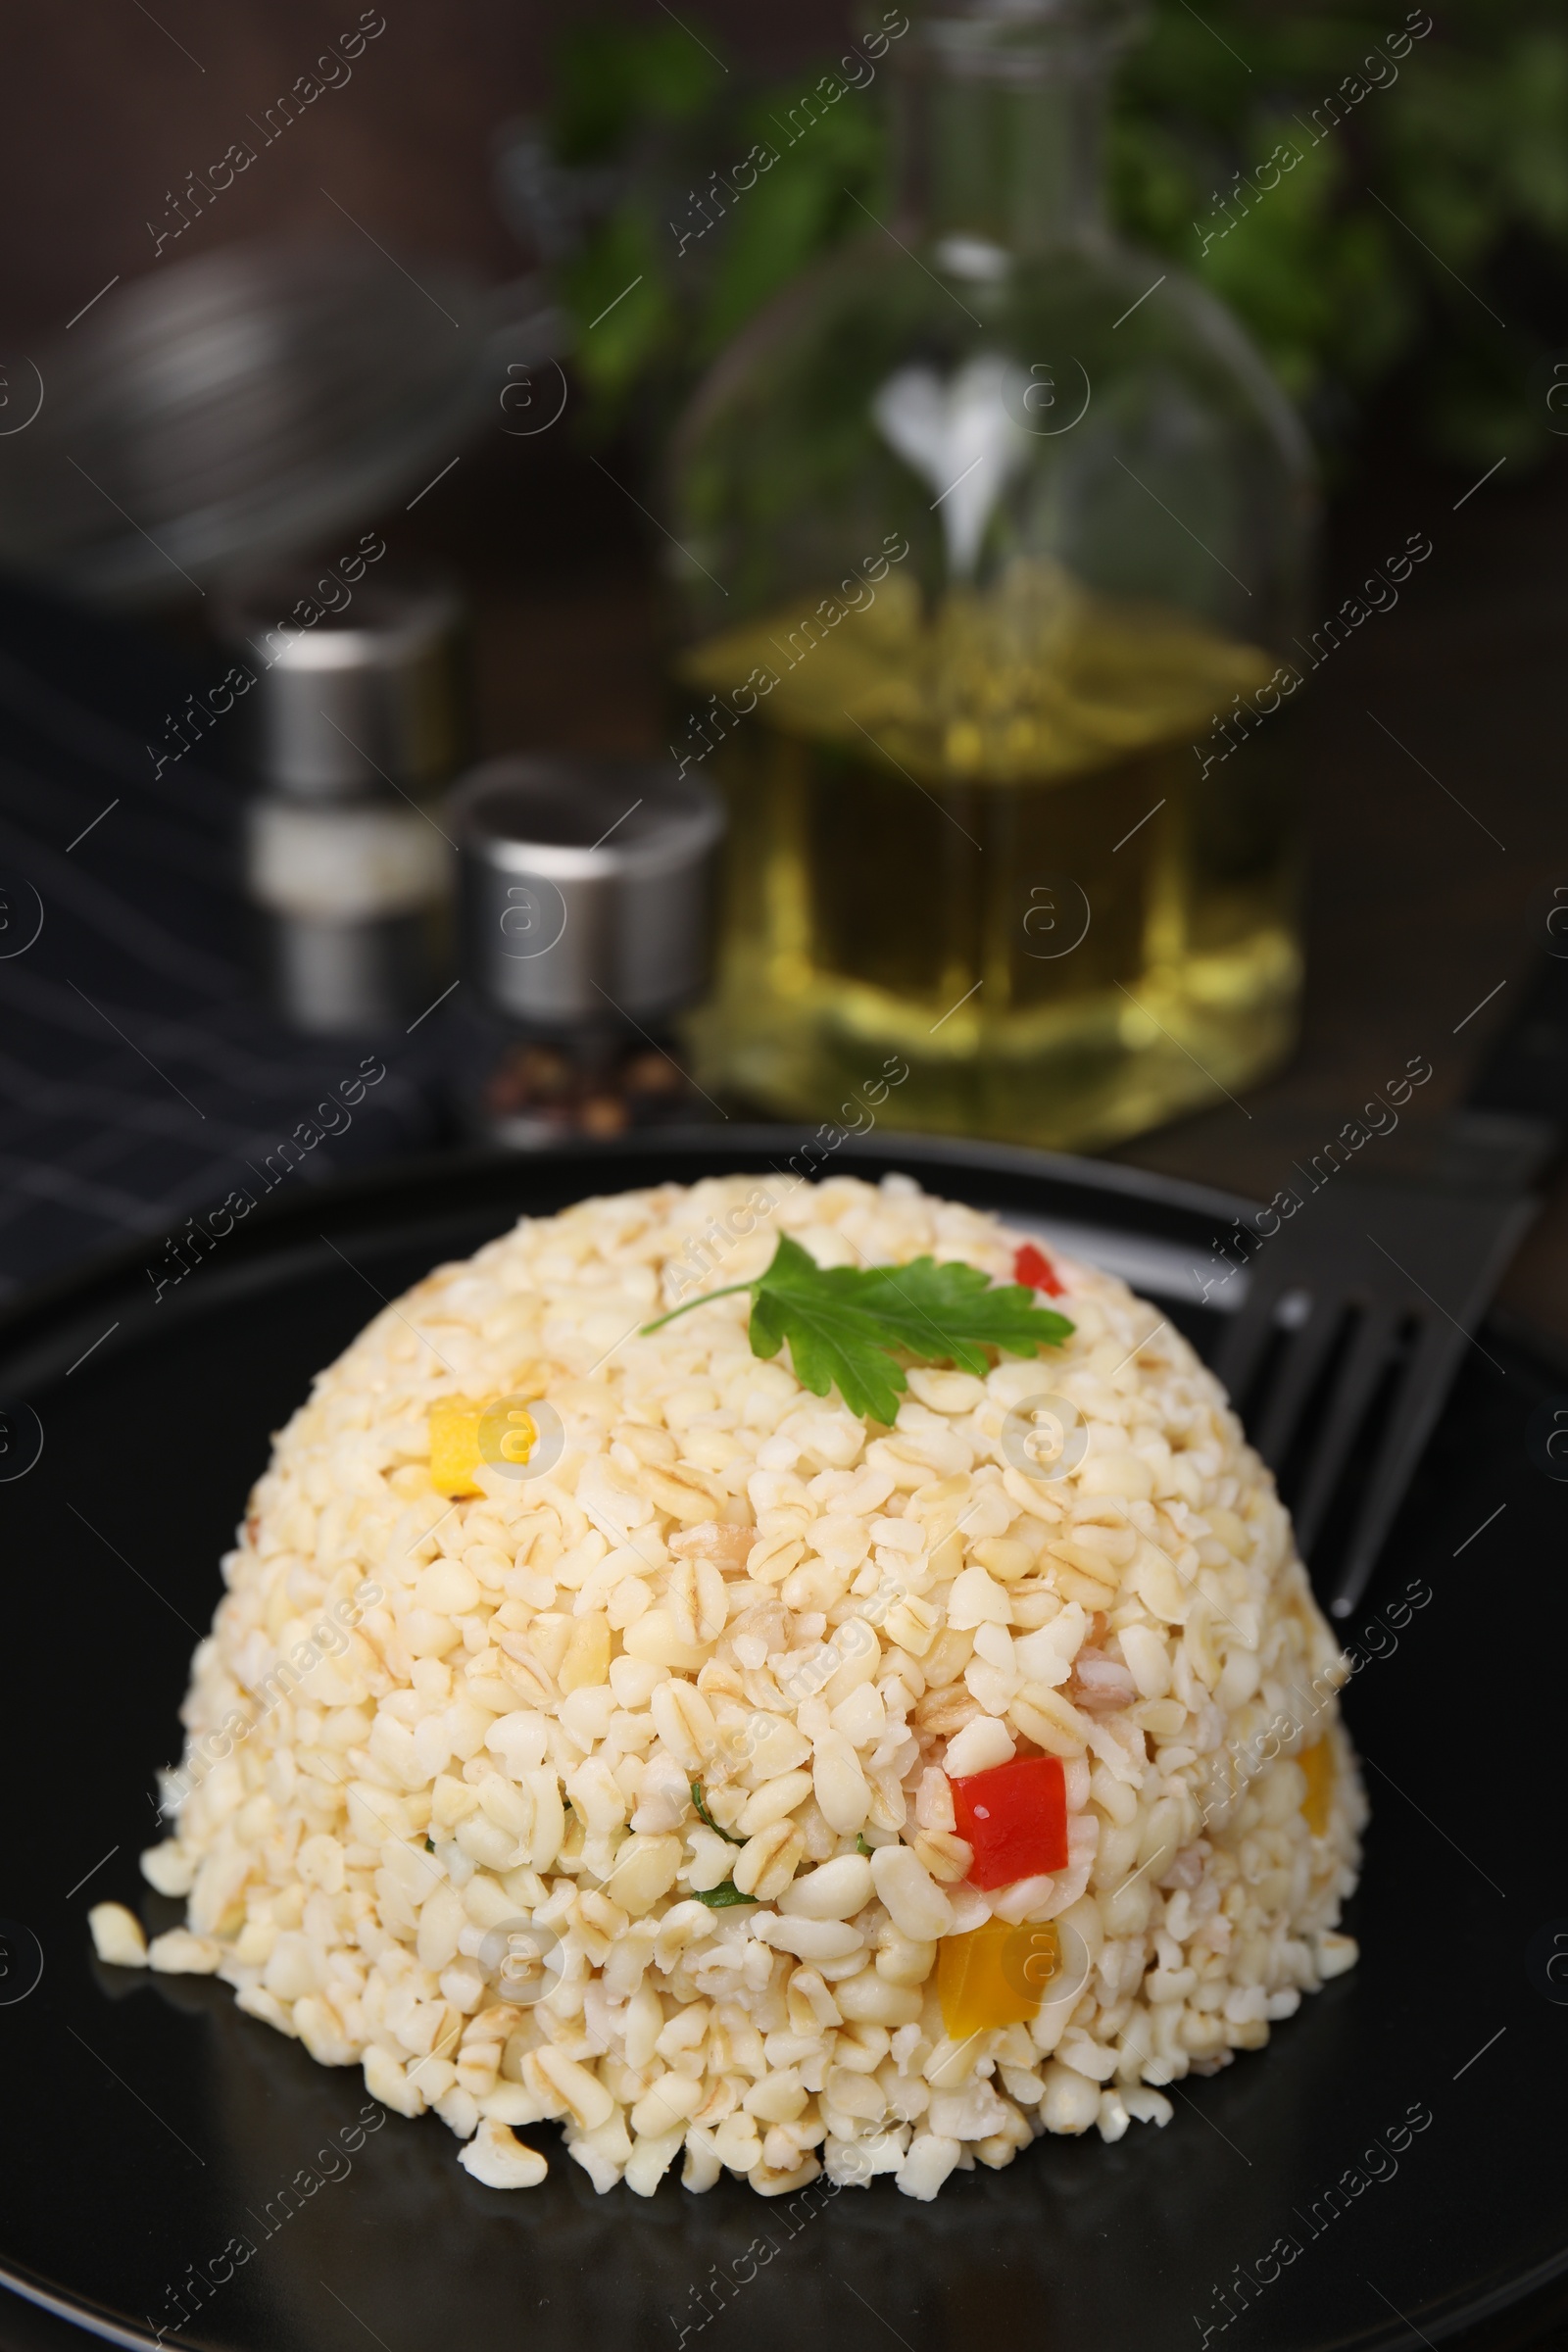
[950,1753,1068,1889]
[1012,1241,1064,1297]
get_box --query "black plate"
[1,1131,1564,2352]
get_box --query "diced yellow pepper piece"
[938,1918,1062,2039]
[428,1396,485,1496]
[1298,1739,1334,1836]
[428,1393,543,1495]
[484,1396,540,1473]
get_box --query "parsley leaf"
[646,1234,1072,1423]
[693,1880,758,1908]
[691,1779,745,1844]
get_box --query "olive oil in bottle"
[679,559,1299,1150]
[665,0,1312,1149]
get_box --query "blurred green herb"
[693,1879,758,1907]
[528,3,1568,468]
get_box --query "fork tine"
[1212,1267,1296,1404]
[1205,1187,1533,1618]
[1323,1320,1465,1620]
[1253,1298,1352,1470]
[1291,1307,1400,1556]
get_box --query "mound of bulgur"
[127,1174,1364,2201]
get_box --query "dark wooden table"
[1115,437,1568,1349]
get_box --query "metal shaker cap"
[449,756,724,1029]
[219,571,469,797]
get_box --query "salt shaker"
[447,754,724,1143]
[220,573,468,1034]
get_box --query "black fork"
[1213,945,1568,1618]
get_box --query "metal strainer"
[0,237,559,606]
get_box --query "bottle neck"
[899,24,1118,256]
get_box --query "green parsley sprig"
[644,1234,1072,1423]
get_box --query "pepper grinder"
[220,573,468,1034]
[447,755,725,1143]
